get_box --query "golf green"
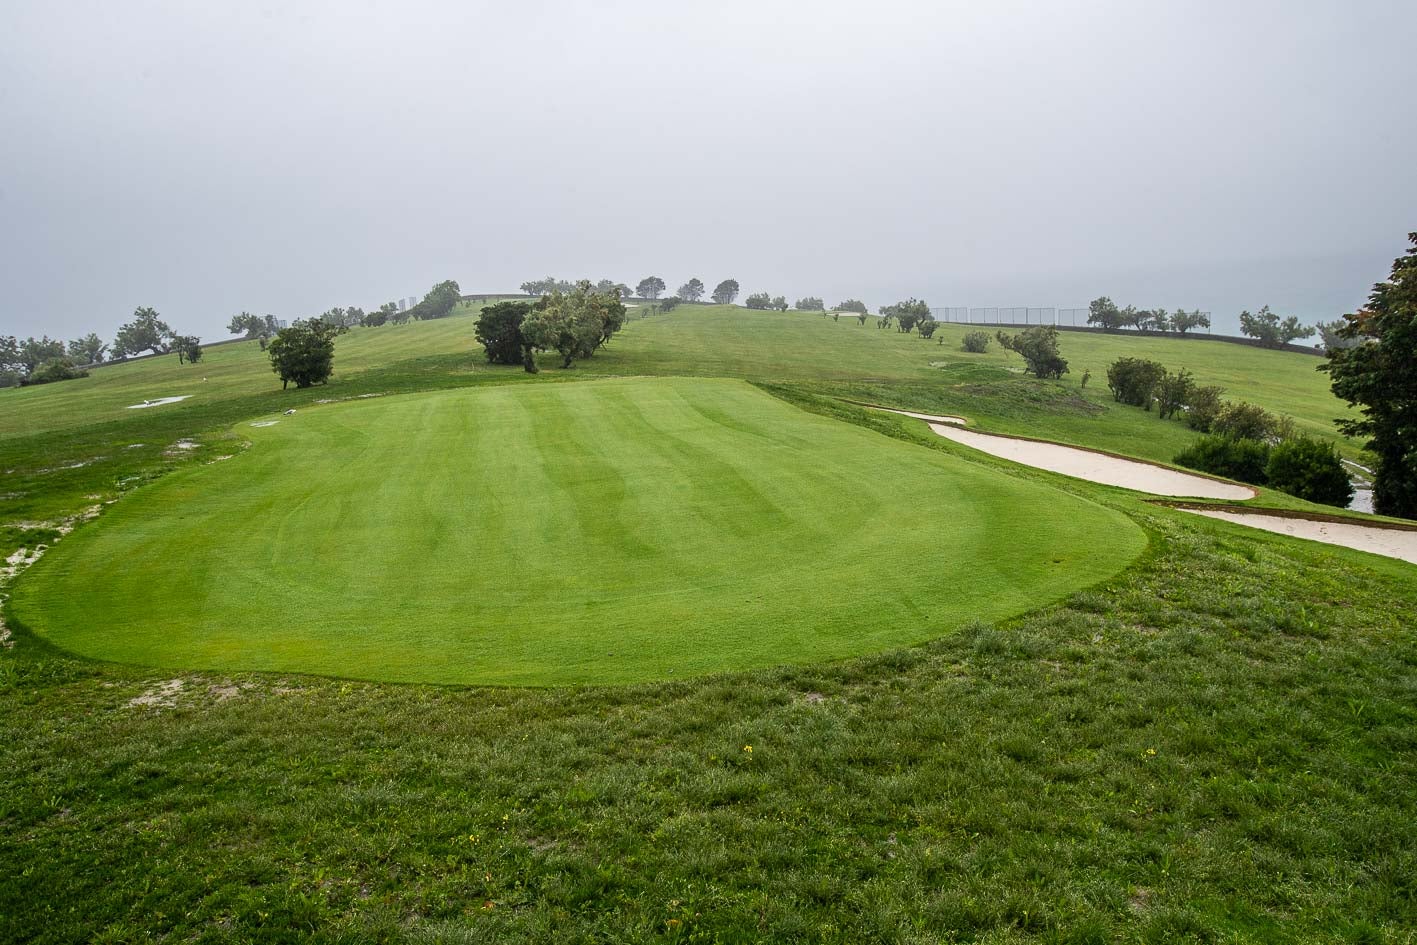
[11,377,1145,685]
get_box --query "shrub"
[962,331,990,353]
[1266,437,1354,507]
[1175,435,1271,485]
[23,357,89,385]
[995,326,1068,379]
[1213,401,1280,442]
[1155,369,1194,420]
[745,292,773,310]
[1186,385,1225,431]
[916,316,938,339]
[1106,357,1165,409]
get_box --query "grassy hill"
[1,298,1413,943]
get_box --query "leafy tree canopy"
[794,297,825,311]
[68,333,108,365]
[267,318,345,389]
[409,280,462,321]
[1323,232,1417,517]
[835,299,868,315]
[635,276,666,300]
[745,292,773,310]
[521,281,628,369]
[711,279,739,305]
[475,301,535,368]
[996,326,1069,379]
[113,307,173,358]
[1239,305,1314,348]
[677,278,705,302]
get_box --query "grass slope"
[10,377,1142,685]
[2,298,1412,942]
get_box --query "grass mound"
[9,377,1143,685]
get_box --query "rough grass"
[1,299,1412,942]
[2,510,1414,943]
[9,377,1142,685]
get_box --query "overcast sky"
[3,0,1414,341]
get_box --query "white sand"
[878,407,967,425]
[250,420,279,428]
[1182,509,1417,565]
[126,396,190,409]
[877,405,1255,499]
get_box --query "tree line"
[1,307,207,387]
[1084,296,1362,352]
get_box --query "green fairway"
[10,377,1143,685]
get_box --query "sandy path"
[1182,509,1417,565]
[873,405,1255,500]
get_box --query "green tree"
[0,335,21,386]
[409,280,462,320]
[18,336,67,374]
[771,295,789,311]
[172,335,202,364]
[112,307,172,357]
[677,278,705,302]
[1105,357,1165,408]
[1266,437,1354,508]
[475,301,535,369]
[25,357,88,385]
[1086,296,1124,330]
[917,315,939,339]
[635,276,666,300]
[1212,401,1282,442]
[1315,319,1359,354]
[267,319,344,389]
[711,279,739,304]
[520,276,575,296]
[1185,385,1226,432]
[794,296,825,311]
[745,292,773,310]
[883,299,930,333]
[996,326,1068,379]
[835,299,868,315]
[1323,233,1417,517]
[1171,309,1211,335]
[1239,305,1314,348]
[521,281,628,368]
[65,333,107,365]
[962,331,990,353]
[1154,369,1194,420]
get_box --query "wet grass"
[1,301,1412,942]
[2,509,1414,942]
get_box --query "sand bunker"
[127,396,190,409]
[250,420,279,428]
[1182,509,1417,565]
[879,407,967,425]
[874,406,1254,500]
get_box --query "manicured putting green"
[12,378,1145,685]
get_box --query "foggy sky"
[3,0,1415,342]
